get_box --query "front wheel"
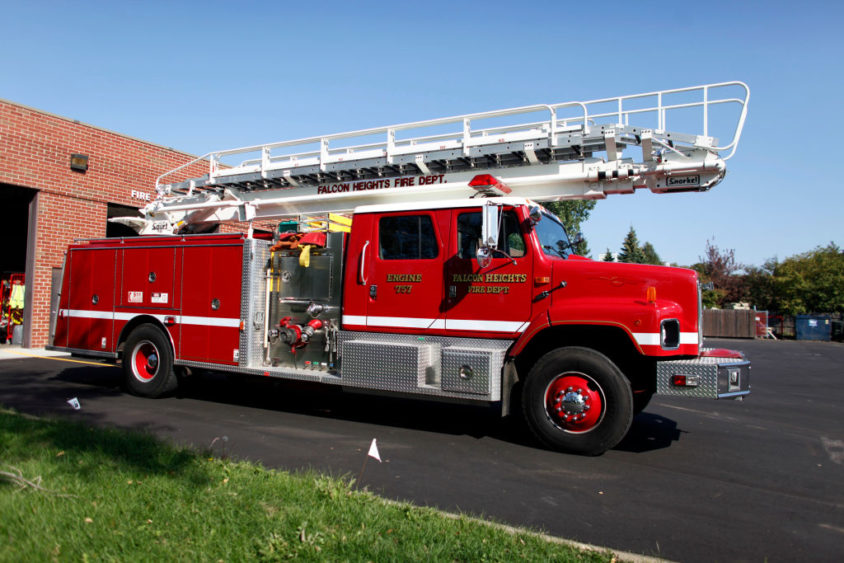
[521,347,633,455]
[123,324,178,398]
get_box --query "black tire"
[521,347,633,455]
[123,324,178,398]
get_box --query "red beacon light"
[469,174,512,196]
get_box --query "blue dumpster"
[795,315,832,341]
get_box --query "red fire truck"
[49,82,751,455]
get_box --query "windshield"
[534,210,573,259]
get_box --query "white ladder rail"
[155,81,747,198]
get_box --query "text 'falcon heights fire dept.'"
[50,82,751,455]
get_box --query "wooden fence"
[703,309,756,338]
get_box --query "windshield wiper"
[543,244,565,258]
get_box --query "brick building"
[0,99,211,348]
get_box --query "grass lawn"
[0,408,612,562]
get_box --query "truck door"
[358,210,448,333]
[443,206,534,338]
[64,247,118,352]
[114,244,180,351]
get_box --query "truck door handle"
[359,240,370,285]
[533,280,567,302]
[369,285,377,299]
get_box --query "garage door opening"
[107,202,143,237]
[0,184,36,344]
[0,184,35,278]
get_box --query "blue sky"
[2,0,841,267]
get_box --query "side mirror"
[528,205,542,226]
[481,203,500,248]
[570,231,584,251]
[477,203,500,269]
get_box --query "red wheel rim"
[131,341,159,382]
[544,372,605,433]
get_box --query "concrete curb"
[0,347,71,361]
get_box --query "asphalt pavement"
[0,338,842,562]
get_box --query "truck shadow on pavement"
[615,413,686,453]
[48,364,683,455]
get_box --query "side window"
[457,211,525,259]
[379,215,438,260]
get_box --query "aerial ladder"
[130,81,749,235]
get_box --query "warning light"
[671,374,700,387]
[646,286,657,303]
[469,174,512,196]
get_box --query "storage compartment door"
[179,244,243,365]
[65,248,117,352]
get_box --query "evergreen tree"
[617,227,645,263]
[601,248,614,262]
[577,238,591,258]
[641,242,663,265]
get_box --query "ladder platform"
[158,82,748,198]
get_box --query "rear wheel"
[521,347,633,455]
[123,324,178,398]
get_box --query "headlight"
[660,319,680,349]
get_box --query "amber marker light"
[646,286,657,303]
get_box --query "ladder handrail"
[155,81,748,192]
[156,103,581,191]
[213,103,564,156]
[575,81,749,159]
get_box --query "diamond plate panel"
[338,331,510,401]
[656,355,750,399]
[341,340,439,392]
[442,347,504,395]
[239,239,270,368]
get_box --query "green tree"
[640,242,663,265]
[742,259,777,311]
[617,227,645,263]
[601,248,614,262]
[543,200,596,256]
[769,243,844,314]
